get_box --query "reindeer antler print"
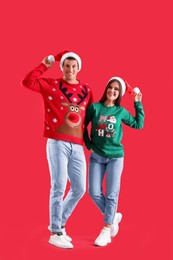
[59,82,73,103]
[77,86,88,105]
[59,82,88,104]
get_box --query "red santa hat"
[108,76,133,96]
[55,50,82,71]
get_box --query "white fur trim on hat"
[60,52,82,71]
[108,77,126,96]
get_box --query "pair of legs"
[88,152,124,246]
[46,139,86,233]
[88,152,124,226]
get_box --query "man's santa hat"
[54,50,82,71]
[107,76,133,96]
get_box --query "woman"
[84,77,144,246]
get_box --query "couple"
[22,50,144,249]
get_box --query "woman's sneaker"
[110,212,122,237]
[49,234,73,249]
[94,227,111,247]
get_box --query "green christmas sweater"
[84,101,144,158]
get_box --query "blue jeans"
[46,139,86,232]
[88,152,124,225]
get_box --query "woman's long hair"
[99,79,122,106]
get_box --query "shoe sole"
[94,237,111,247]
[94,240,111,247]
[49,239,73,249]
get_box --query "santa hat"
[108,76,133,96]
[55,50,82,71]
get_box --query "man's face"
[62,59,79,82]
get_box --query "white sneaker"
[94,227,111,247]
[110,212,122,237]
[49,234,73,249]
[61,228,72,242]
[47,225,72,242]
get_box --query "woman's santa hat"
[108,76,140,96]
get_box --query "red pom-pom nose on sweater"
[68,113,79,123]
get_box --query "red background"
[0,0,173,259]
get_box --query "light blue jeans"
[88,152,124,225]
[46,139,86,232]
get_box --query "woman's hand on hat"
[134,92,142,102]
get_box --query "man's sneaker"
[94,227,111,247]
[49,234,73,249]
[110,212,122,237]
[61,228,72,242]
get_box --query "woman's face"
[106,81,120,102]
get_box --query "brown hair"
[63,57,79,69]
[99,79,122,106]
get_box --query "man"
[22,50,93,249]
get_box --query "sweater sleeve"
[84,103,94,150]
[22,63,48,93]
[88,89,94,106]
[122,101,144,129]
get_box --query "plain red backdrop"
[0,0,173,259]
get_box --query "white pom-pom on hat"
[133,87,141,94]
[47,55,55,63]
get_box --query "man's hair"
[63,57,79,69]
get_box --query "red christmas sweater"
[22,63,94,145]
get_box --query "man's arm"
[22,56,54,92]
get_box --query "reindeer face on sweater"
[62,102,85,128]
[56,102,85,138]
[55,82,89,138]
